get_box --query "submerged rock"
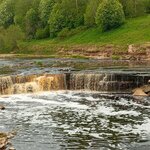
[0,105,5,110]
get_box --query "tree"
[84,0,100,27]
[25,8,38,39]
[49,0,87,37]
[39,0,55,27]
[0,0,15,27]
[14,0,33,29]
[96,0,125,31]
[119,0,149,17]
[0,25,24,52]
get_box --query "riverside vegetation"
[0,0,149,58]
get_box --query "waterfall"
[0,72,149,95]
[0,74,66,95]
[70,73,149,92]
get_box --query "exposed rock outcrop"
[0,132,16,150]
[0,133,8,149]
[133,81,150,96]
[133,88,148,96]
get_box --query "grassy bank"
[16,15,150,57]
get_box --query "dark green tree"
[25,8,38,39]
[96,0,125,31]
[49,0,87,37]
[0,0,15,27]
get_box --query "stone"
[141,85,150,93]
[0,133,8,149]
[133,88,148,96]
[0,105,5,110]
[9,146,16,150]
[7,131,17,139]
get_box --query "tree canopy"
[0,0,149,43]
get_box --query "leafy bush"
[0,25,24,52]
[96,0,125,31]
[35,26,49,39]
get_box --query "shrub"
[0,25,24,52]
[35,26,49,39]
[96,0,125,31]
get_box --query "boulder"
[133,88,148,96]
[0,105,5,110]
[0,133,8,149]
[140,85,150,93]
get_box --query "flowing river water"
[0,58,150,150]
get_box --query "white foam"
[133,118,150,134]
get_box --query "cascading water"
[0,58,150,150]
[0,72,149,95]
[70,72,149,92]
[0,74,66,95]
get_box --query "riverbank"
[0,16,149,60]
[0,42,150,61]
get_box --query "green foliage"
[14,0,33,29]
[49,0,87,37]
[39,0,55,26]
[0,0,14,27]
[119,0,150,17]
[25,8,38,39]
[0,25,24,52]
[35,26,49,39]
[60,15,150,45]
[96,0,125,31]
[84,0,100,27]
[58,26,86,39]
[0,0,149,42]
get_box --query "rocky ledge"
[133,84,150,96]
[0,132,16,150]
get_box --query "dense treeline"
[0,0,149,51]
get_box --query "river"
[0,58,150,150]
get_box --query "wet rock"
[7,131,17,139]
[0,133,8,149]
[0,132,16,150]
[141,85,150,93]
[9,146,15,150]
[0,105,5,110]
[133,88,148,96]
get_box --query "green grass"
[18,15,150,56]
[61,15,150,45]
